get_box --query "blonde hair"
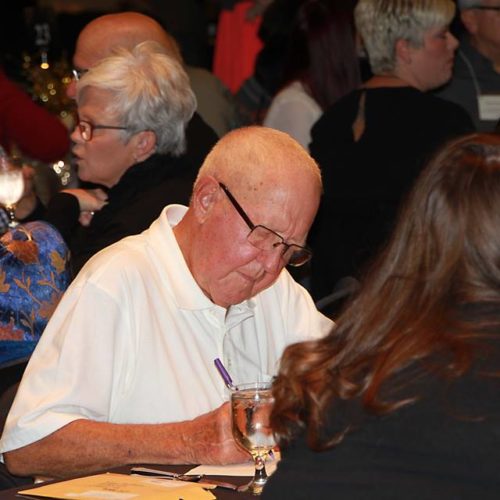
[355,0,455,73]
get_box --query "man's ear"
[395,38,412,65]
[191,176,220,223]
[132,130,157,162]
[460,9,479,35]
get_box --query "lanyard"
[459,49,482,97]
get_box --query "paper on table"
[187,456,279,477]
[19,472,215,500]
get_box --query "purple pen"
[214,358,238,390]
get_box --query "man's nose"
[258,245,283,274]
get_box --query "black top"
[184,112,218,172]
[30,112,217,277]
[264,341,500,499]
[46,153,196,276]
[309,87,474,301]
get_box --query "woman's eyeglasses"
[77,120,128,142]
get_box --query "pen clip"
[214,358,238,391]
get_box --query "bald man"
[69,12,239,139]
[16,13,219,231]
[1,126,333,479]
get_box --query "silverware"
[130,466,202,481]
[130,466,239,491]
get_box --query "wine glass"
[231,382,276,495]
[0,153,25,228]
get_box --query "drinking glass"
[231,382,276,495]
[0,153,24,228]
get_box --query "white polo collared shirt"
[0,205,333,456]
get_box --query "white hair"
[77,41,196,156]
[355,0,456,74]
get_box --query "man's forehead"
[74,23,124,69]
[250,182,318,229]
[73,39,106,70]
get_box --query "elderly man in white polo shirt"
[0,125,333,481]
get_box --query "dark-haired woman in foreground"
[263,133,500,499]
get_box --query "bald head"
[73,12,182,70]
[196,126,322,203]
[175,126,322,307]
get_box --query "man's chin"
[213,288,254,308]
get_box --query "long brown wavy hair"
[271,133,500,450]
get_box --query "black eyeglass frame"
[471,5,500,11]
[218,182,312,267]
[77,120,129,142]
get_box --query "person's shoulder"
[273,81,311,101]
[76,233,151,282]
[185,65,225,89]
[265,81,321,124]
[311,90,361,136]
[388,88,474,131]
[318,89,361,118]
[421,93,474,128]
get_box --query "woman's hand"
[61,188,108,227]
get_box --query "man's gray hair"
[77,40,196,156]
[355,0,456,74]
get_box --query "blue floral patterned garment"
[0,221,70,366]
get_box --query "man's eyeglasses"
[472,5,500,11]
[72,68,88,81]
[77,120,129,142]
[219,182,312,267]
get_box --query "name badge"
[478,94,500,121]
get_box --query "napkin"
[186,455,279,477]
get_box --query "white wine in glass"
[0,148,24,228]
[231,382,276,495]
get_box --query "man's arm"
[4,402,248,479]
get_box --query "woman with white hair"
[309,0,475,305]
[43,41,197,275]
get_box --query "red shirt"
[0,69,70,162]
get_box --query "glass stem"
[253,455,268,483]
[5,203,18,227]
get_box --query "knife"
[130,466,240,491]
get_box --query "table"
[0,464,256,500]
